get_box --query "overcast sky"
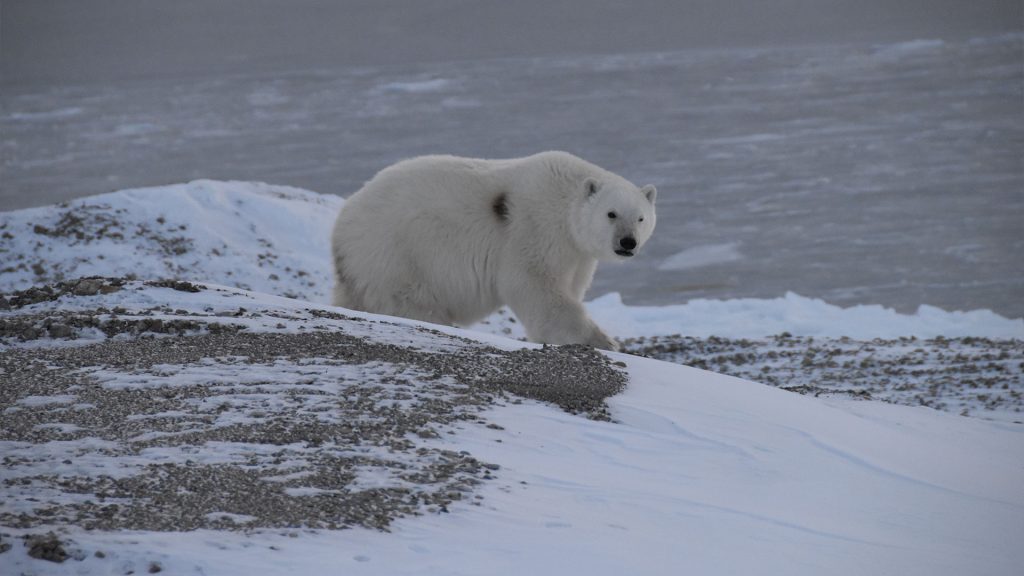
[2,0,1020,86]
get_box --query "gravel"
[623,333,1023,422]
[1,310,626,534]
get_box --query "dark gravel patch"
[623,333,1023,421]
[0,325,625,533]
[0,276,125,310]
[24,532,68,563]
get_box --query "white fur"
[331,151,656,350]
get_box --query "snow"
[1,181,1022,574]
[475,289,1024,342]
[14,395,77,408]
[0,180,341,302]
[279,385,1021,576]
[3,346,1021,574]
[582,291,1024,340]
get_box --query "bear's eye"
[607,212,617,220]
[639,216,644,222]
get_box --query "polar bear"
[331,151,656,350]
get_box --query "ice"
[2,34,1020,318]
[375,78,452,93]
[657,242,743,271]
[5,107,84,121]
[872,39,946,60]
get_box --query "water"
[2,33,1021,318]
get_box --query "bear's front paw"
[588,331,620,352]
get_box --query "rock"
[48,323,74,338]
[25,532,68,563]
[72,278,104,296]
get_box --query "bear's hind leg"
[331,277,351,308]
[387,283,460,326]
[331,252,365,309]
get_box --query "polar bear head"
[572,177,657,261]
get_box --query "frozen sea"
[2,26,1021,318]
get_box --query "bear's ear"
[584,178,600,198]
[641,184,657,204]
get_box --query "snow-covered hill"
[1,182,1022,575]
[4,180,1020,340]
[0,180,341,302]
[2,180,1022,419]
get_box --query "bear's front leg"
[502,279,619,351]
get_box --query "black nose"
[620,237,637,250]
